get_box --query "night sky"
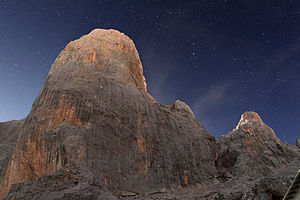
[0,1,299,143]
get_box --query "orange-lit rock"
[0,29,217,199]
[1,30,298,200]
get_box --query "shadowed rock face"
[3,165,118,200]
[0,120,24,177]
[296,138,300,148]
[119,112,299,200]
[216,111,300,178]
[0,29,217,199]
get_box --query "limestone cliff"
[0,30,299,200]
[0,29,217,199]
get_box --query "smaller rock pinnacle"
[234,111,263,130]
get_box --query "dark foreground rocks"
[0,29,299,200]
[3,165,117,200]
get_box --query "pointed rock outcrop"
[234,111,264,130]
[0,29,217,199]
[170,100,196,119]
[217,111,300,178]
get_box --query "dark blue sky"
[0,0,299,143]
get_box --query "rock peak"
[0,29,217,199]
[171,100,195,118]
[234,111,263,130]
[49,28,147,93]
[240,111,262,121]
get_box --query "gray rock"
[3,165,117,200]
[216,111,300,179]
[0,30,299,200]
[0,119,24,177]
[0,29,217,199]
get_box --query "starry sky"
[0,0,299,143]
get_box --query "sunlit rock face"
[48,29,147,94]
[234,111,264,130]
[0,29,217,199]
[216,111,300,178]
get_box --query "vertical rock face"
[0,120,24,178]
[1,30,298,200]
[0,29,217,198]
[216,111,300,178]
